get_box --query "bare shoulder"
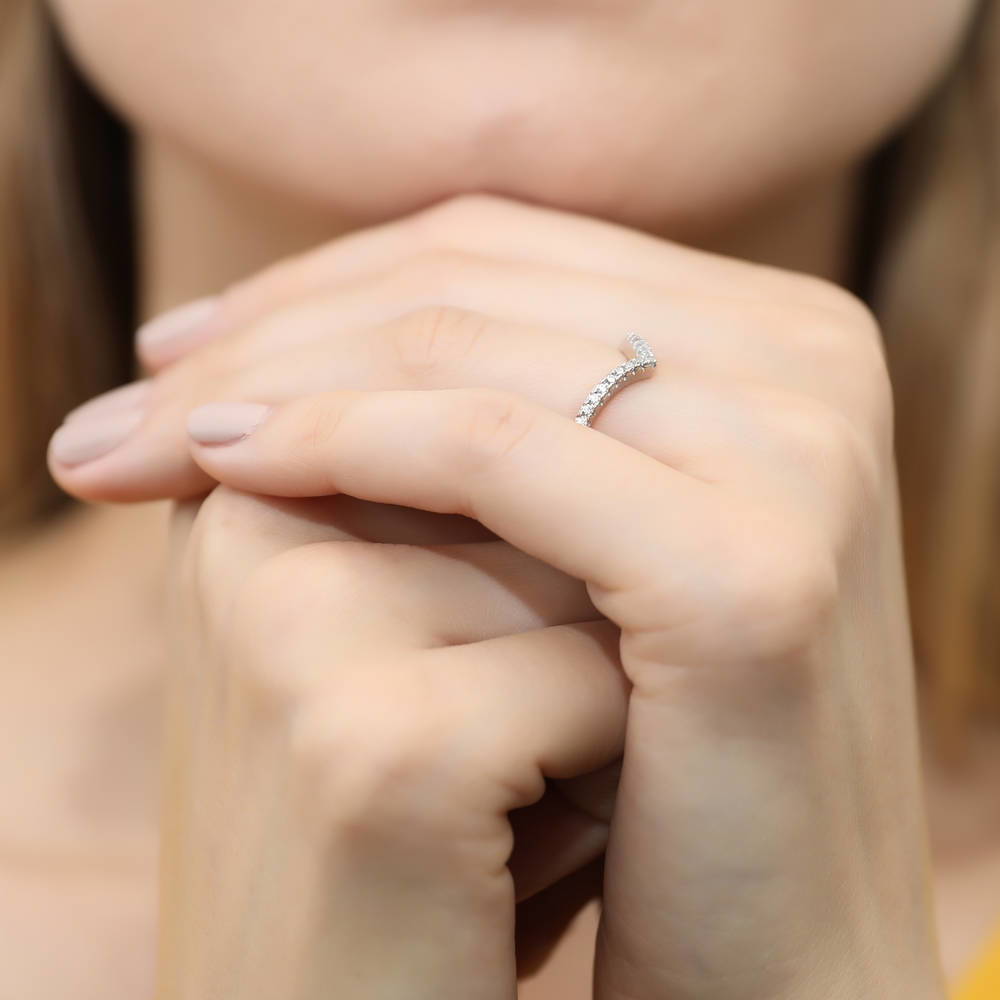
[0,855,155,1000]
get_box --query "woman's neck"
[136,135,865,322]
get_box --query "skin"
[40,197,958,998]
[62,196,948,999]
[51,0,974,235]
[1,0,998,996]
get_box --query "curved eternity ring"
[574,332,657,427]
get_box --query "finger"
[264,618,627,999]
[177,496,614,900]
[425,619,629,794]
[184,387,798,662]
[180,493,617,905]
[199,310,869,531]
[180,283,859,418]
[175,491,596,649]
[52,300,869,536]
[145,250,848,390]
[59,309,635,502]
[169,491,497,571]
[150,193,849,371]
[168,613,624,1000]
[244,494,497,547]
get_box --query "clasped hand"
[50,194,945,999]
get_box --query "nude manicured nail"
[187,402,271,445]
[136,296,219,353]
[64,379,152,424]
[49,409,145,467]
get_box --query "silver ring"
[574,332,657,427]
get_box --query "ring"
[574,332,657,427]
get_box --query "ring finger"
[57,308,863,541]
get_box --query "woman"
[2,0,999,996]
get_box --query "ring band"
[574,332,657,427]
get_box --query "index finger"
[138,193,850,370]
[185,387,838,666]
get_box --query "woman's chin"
[178,107,801,245]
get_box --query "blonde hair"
[0,0,134,526]
[875,1,1000,754]
[0,1,997,752]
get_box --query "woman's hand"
[53,194,948,996]
[49,193,878,503]
[178,381,942,998]
[161,485,629,999]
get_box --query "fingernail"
[136,296,219,354]
[64,379,152,424]
[187,402,271,445]
[48,409,145,467]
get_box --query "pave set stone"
[575,332,657,426]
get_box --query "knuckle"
[772,397,884,507]
[720,526,839,663]
[233,539,380,626]
[227,542,384,702]
[185,485,266,575]
[291,700,427,817]
[386,248,480,306]
[826,286,884,345]
[797,307,884,377]
[800,299,895,443]
[455,388,537,472]
[783,276,887,366]
[408,193,506,248]
[234,544,323,621]
[384,304,490,384]
[288,681,484,847]
[851,342,896,460]
[190,482,273,536]
[634,515,838,683]
[228,549,324,685]
[297,394,345,455]
[794,273,881,332]
[789,369,894,491]
[176,486,280,636]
